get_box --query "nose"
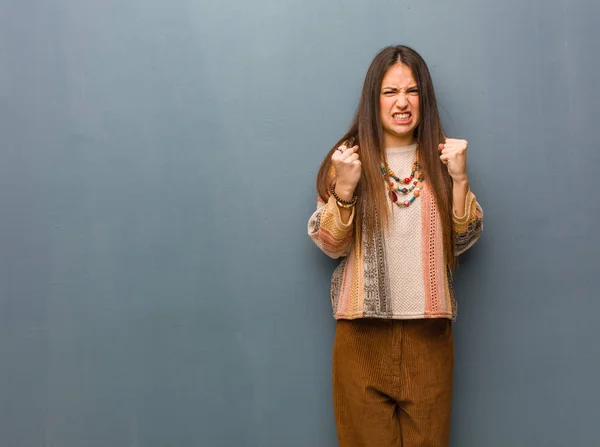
[395,94,408,108]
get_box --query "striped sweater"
[308,145,483,321]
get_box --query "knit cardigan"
[308,182,483,321]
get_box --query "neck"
[383,136,417,149]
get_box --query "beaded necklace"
[381,160,424,207]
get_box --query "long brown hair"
[316,45,456,268]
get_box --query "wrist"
[451,175,469,186]
[330,183,357,208]
[334,183,356,201]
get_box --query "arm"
[308,143,361,258]
[308,194,355,259]
[452,178,469,219]
[453,187,483,256]
[440,138,483,255]
[333,183,355,225]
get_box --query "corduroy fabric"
[333,318,454,447]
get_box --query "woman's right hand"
[331,144,361,200]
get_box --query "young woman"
[308,45,483,446]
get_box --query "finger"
[341,147,358,159]
[345,153,359,163]
[445,138,468,149]
[443,146,465,156]
[351,145,359,153]
[440,154,449,164]
[443,144,465,154]
[438,143,444,151]
[442,141,459,148]
[332,145,347,160]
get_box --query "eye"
[407,89,419,95]
[382,91,395,96]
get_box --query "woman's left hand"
[439,138,468,183]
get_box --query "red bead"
[404,178,411,184]
[389,191,398,202]
[413,181,418,186]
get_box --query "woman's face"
[379,63,420,148]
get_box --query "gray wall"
[1,0,599,445]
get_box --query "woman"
[307,45,483,446]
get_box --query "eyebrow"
[381,85,418,90]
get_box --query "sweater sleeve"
[453,189,483,256]
[307,194,355,259]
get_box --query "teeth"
[393,113,411,119]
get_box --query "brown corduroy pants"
[333,318,454,447]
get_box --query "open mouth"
[392,112,412,123]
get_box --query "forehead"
[381,63,416,87]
